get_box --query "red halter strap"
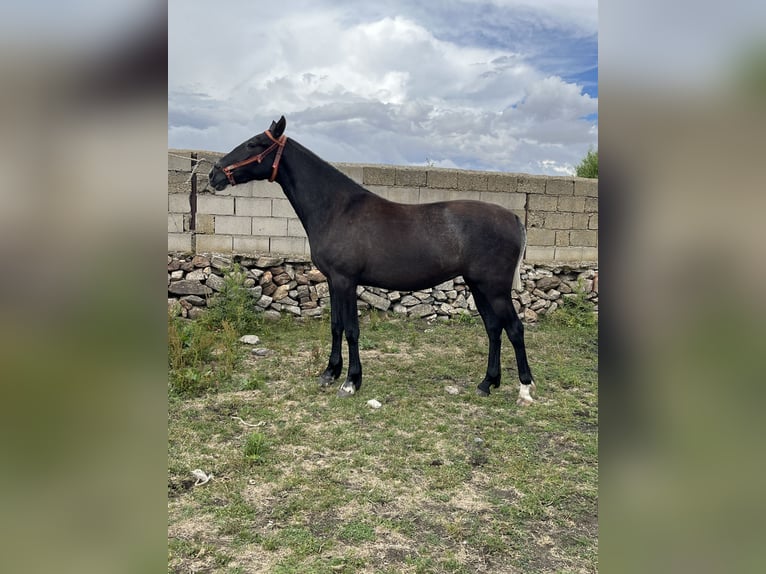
[222,130,287,185]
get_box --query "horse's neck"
[276,141,369,236]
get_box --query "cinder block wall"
[168,150,598,264]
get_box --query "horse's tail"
[512,214,526,291]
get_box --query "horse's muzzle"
[208,166,228,191]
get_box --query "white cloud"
[169,1,597,175]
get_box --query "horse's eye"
[246,140,258,149]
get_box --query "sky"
[169,0,598,175]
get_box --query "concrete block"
[168,152,191,171]
[480,191,526,211]
[572,213,590,229]
[517,175,546,195]
[252,216,287,236]
[581,247,598,262]
[334,163,364,184]
[168,233,192,252]
[395,167,427,187]
[167,172,191,195]
[235,197,272,216]
[525,246,556,262]
[589,214,598,229]
[527,194,558,211]
[427,169,458,189]
[544,212,574,229]
[526,212,545,228]
[449,190,481,201]
[554,247,584,262]
[574,178,598,197]
[419,188,449,204]
[585,197,598,212]
[555,231,570,246]
[557,196,586,212]
[270,237,307,256]
[195,214,215,234]
[196,234,233,253]
[272,198,297,218]
[458,171,488,191]
[215,215,252,235]
[287,218,307,238]
[384,186,420,204]
[569,230,598,247]
[487,173,517,192]
[249,180,284,199]
[364,165,396,186]
[527,228,555,246]
[227,183,254,198]
[168,213,184,233]
[168,193,190,213]
[545,177,575,195]
[234,236,270,254]
[197,195,234,215]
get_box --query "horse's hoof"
[475,388,490,397]
[318,373,335,388]
[336,380,357,398]
[516,382,536,406]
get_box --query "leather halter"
[221,130,287,185]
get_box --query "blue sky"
[169,0,598,175]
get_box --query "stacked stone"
[168,254,598,322]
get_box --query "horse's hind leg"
[472,281,536,405]
[470,286,504,396]
[502,302,536,406]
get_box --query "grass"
[168,294,598,573]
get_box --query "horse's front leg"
[318,283,343,387]
[333,278,362,398]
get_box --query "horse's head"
[208,116,287,191]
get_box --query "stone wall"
[168,253,598,323]
[168,150,598,265]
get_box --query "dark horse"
[208,116,536,405]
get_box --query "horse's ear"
[271,116,286,138]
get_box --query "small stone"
[366,399,382,409]
[170,270,184,280]
[360,291,391,311]
[205,274,226,292]
[239,335,261,345]
[273,272,291,286]
[256,294,273,308]
[254,255,282,267]
[251,348,271,357]
[315,282,330,299]
[519,291,532,306]
[263,310,281,321]
[168,280,212,296]
[306,269,327,282]
[272,284,290,301]
[181,295,206,307]
[535,276,560,291]
[388,291,401,301]
[523,308,538,322]
[409,304,434,318]
[211,255,232,271]
[191,255,210,268]
[186,269,206,281]
[445,385,460,395]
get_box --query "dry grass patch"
[169,306,597,573]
